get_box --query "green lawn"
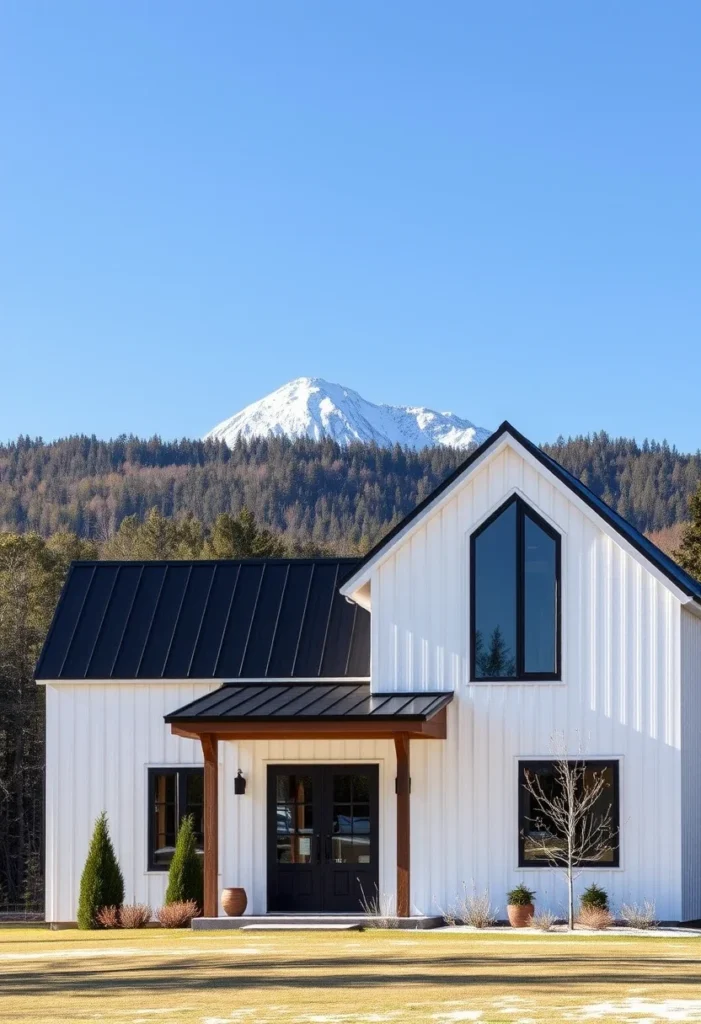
[1,927,701,1023]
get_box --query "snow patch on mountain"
[204,377,491,450]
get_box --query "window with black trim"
[518,759,620,867]
[470,496,560,680]
[148,767,203,870]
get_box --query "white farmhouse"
[37,422,701,925]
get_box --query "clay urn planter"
[506,885,535,928]
[221,887,247,917]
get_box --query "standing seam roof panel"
[36,558,370,681]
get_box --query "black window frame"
[470,495,561,682]
[517,758,620,868]
[147,766,204,872]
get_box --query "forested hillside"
[1,431,700,552]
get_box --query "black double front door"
[267,764,379,913]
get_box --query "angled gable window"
[470,496,560,681]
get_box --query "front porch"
[165,682,452,919]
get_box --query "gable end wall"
[370,442,684,919]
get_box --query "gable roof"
[340,421,701,606]
[36,558,370,681]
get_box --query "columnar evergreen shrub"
[77,813,124,929]
[164,815,203,911]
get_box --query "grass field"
[1,927,701,1024]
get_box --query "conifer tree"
[77,813,124,929]
[203,507,287,559]
[675,484,701,581]
[164,815,203,910]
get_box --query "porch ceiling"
[165,682,452,740]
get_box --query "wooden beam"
[395,733,410,919]
[170,713,447,742]
[201,734,218,919]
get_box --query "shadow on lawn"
[2,953,701,997]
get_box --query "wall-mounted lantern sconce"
[234,769,247,795]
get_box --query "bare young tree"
[522,755,618,929]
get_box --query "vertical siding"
[371,441,685,920]
[45,683,396,922]
[45,683,211,922]
[681,608,701,920]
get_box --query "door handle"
[315,833,321,863]
[325,834,332,862]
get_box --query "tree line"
[1,431,700,550]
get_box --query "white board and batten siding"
[369,440,696,920]
[44,683,211,923]
[44,681,396,921]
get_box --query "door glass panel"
[352,775,369,801]
[333,775,351,801]
[331,775,372,864]
[276,773,314,863]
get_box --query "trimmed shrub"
[580,883,609,911]
[507,884,536,906]
[156,900,199,928]
[165,815,203,911]
[77,813,125,930]
[95,905,120,929]
[120,904,152,928]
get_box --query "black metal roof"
[36,559,370,681]
[341,421,701,606]
[165,682,452,723]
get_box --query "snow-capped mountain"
[204,377,491,450]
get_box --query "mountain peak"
[204,378,491,450]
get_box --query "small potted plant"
[506,884,536,927]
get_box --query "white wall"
[44,681,396,921]
[681,608,701,920]
[44,682,211,923]
[369,440,685,920]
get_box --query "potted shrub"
[506,884,536,927]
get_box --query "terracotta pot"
[221,887,247,917]
[507,903,534,928]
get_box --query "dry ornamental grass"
[119,903,152,928]
[577,906,614,930]
[156,900,199,928]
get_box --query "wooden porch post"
[395,734,410,918]
[201,734,219,918]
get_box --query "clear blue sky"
[2,3,699,449]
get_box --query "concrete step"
[241,923,360,931]
[192,914,443,931]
